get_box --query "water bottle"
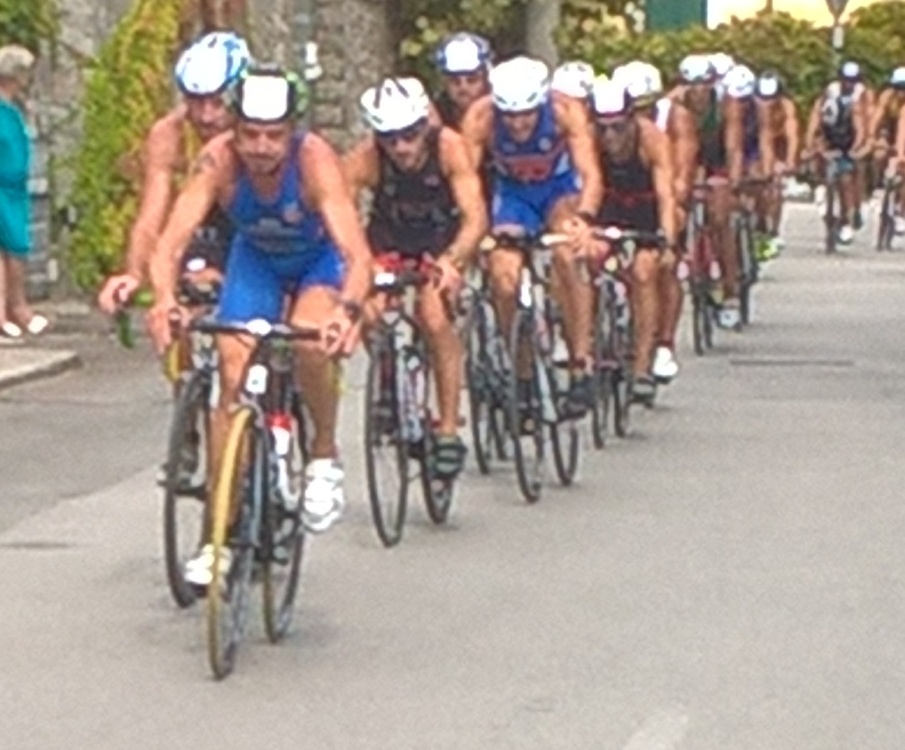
[267,412,302,510]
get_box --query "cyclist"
[146,65,373,584]
[724,64,774,262]
[433,32,493,131]
[342,77,487,479]
[97,31,250,313]
[615,60,697,382]
[670,53,744,330]
[551,60,596,113]
[754,70,800,258]
[804,61,869,245]
[590,79,678,402]
[870,67,905,233]
[460,55,603,418]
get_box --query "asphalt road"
[1,203,905,749]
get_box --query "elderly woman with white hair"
[0,44,47,341]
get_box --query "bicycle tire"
[465,300,497,475]
[737,216,755,326]
[612,299,632,439]
[508,309,545,503]
[877,184,896,251]
[207,404,259,680]
[825,180,838,255]
[590,293,614,449]
[547,308,579,485]
[162,369,210,609]
[262,399,306,644]
[364,339,409,547]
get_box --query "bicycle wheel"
[547,308,579,486]
[590,292,614,450]
[364,338,409,547]
[261,400,306,644]
[466,299,503,475]
[508,309,545,503]
[207,404,260,680]
[736,216,756,326]
[876,183,895,251]
[162,369,211,609]
[612,299,633,439]
[825,180,838,254]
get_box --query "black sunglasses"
[595,117,630,134]
[376,119,428,146]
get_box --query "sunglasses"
[376,119,427,146]
[595,117,630,134]
[446,73,483,87]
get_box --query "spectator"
[0,44,47,341]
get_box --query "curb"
[0,350,82,391]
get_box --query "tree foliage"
[0,0,58,51]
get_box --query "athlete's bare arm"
[439,127,488,268]
[555,97,604,217]
[459,95,494,173]
[340,136,380,196]
[302,133,373,306]
[783,97,801,170]
[124,109,185,280]
[148,134,232,303]
[757,99,776,179]
[669,102,698,206]
[724,98,745,186]
[640,119,678,247]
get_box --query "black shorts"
[366,219,459,259]
[598,196,659,235]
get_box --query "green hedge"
[556,4,905,118]
[0,0,57,50]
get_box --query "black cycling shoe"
[430,435,468,481]
[562,373,593,419]
[631,375,657,405]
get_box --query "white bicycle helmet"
[490,56,550,112]
[724,64,756,99]
[175,31,251,96]
[709,53,735,79]
[360,77,430,132]
[592,78,631,117]
[624,62,663,105]
[552,61,595,99]
[435,32,493,75]
[679,54,715,84]
[891,66,905,90]
[611,60,648,88]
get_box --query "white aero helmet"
[724,64,756,99]
[679,54,715,84]
[624,62,664,105]
[175,31,251,96]
[592,78,631,117]
[709,53,735,78]
[891,66,905,89]
[490,56,551,112]
[360,77,430,132]
[611,60,648,88]
[552,60,595,99]
[435,32,493,75]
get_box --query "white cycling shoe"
[837,225,854,245]
[184,544,233,588]
[302,459,345,534]
[652,346,679,382]
[717,303,741,331]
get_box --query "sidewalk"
[0,299,99,390]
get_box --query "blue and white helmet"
[435,32,493,75]
[175,31,251,96]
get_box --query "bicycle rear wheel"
[207,404,260,680]
[465,299,505,475]
[877,184,896,251]
[508,309,545,503]
[825,181,838,254]
[364,339,409,547]
[261,400,306,644]
[162,369,211,608]
[547,307,579,486]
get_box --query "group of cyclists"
[95,28,905,589]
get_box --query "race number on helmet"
[490,56,551,112]
[175,31,251,96]
[360,77,430,132]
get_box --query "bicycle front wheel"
[364,340,409,547]
[162,369,211,609]
[508,309,545,503]
[207,404,259,680]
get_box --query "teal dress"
[0,98,31,256]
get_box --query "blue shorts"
[217,235,343,323]
[491,172,579,235]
